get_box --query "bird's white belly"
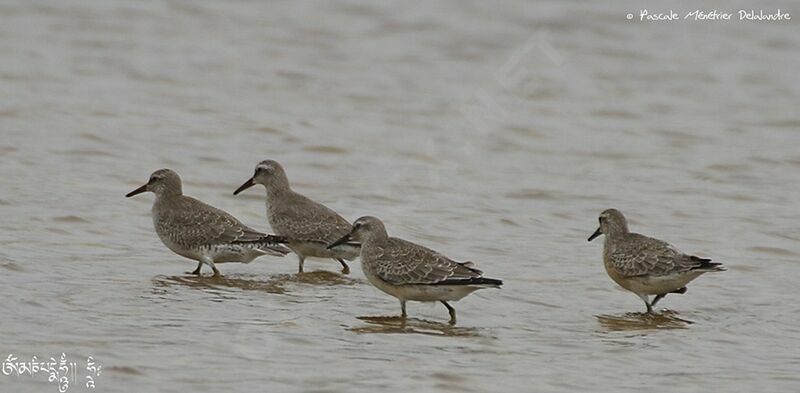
[156,233,201,261]
[627,272,703,295]
[363,269,478,302]
[397,285,480,302]
[156,233,260,264]
[288,241,359,260]
[203,244,263,263]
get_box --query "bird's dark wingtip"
[231,235,290,245]
[270,235,290,244]
[458,261,484,275]
[691,256,726,272]
[437,277,503,286]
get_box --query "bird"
[328,216,502,325]
[233,160,359,274]
[126,169,290,277]
[587,208,725,313]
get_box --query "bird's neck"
[362,233,389,249]
[265,172,292,197]
[265,182,292,202]
[604,220,629,240]
[603,228,628,243]
[155,190,182,202]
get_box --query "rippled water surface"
[2,1,799,392]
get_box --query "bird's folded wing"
[610,233,699,277]
[158,197,266,248]
[270,198,352,244]
[374,238,482,285]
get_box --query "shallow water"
[1,1,799,392]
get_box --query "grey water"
[1,1,799,392]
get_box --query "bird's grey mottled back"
[364,237,483,285]
[606,233,711,277]
[267,192,352,244]
[154,195,277,249]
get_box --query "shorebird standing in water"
[588,208,725,313]
[329,216,502,325]
[126,169,290,277]
[233,160,359,274]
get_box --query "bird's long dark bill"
[233,177,255,195]
[126,184,148,197]
[587,227,602,242]
[327,233,352,249]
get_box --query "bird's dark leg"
[441,301,456,325]
[637,293,653,314]
[297,255,305,273]
[400,300,407,318]
[203,258,220,278]
[650,294,666,308]
[651,287,687,309]
[337,258,350,275]
[199,257,219,278]
[190,261,202,275]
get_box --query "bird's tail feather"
[437,277,503,287]
[258,244,291,256]
[690,256,726,272]
[323,241,361,258]
[459,261,484,275]
[233,236,291,256]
